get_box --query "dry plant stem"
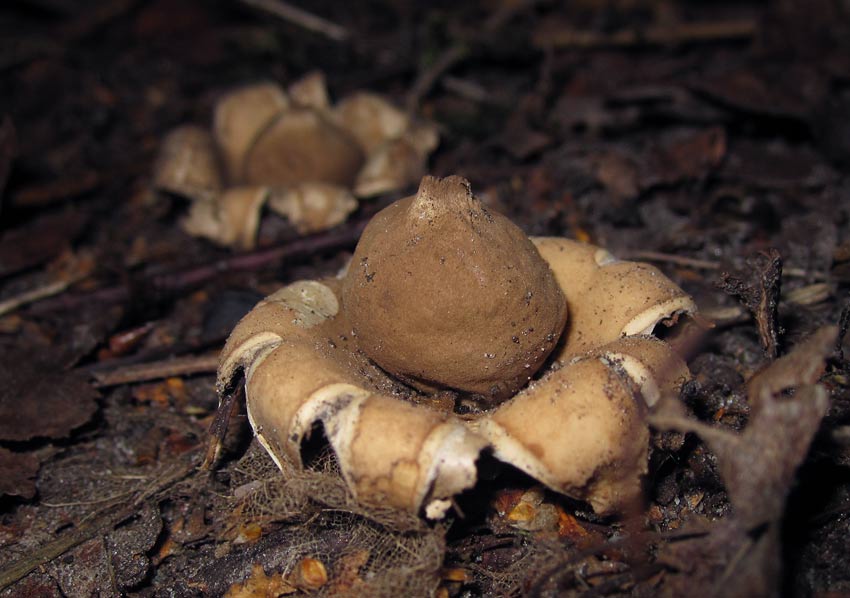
[533,18,756,49]
[238,0,350,42]
[0,278,71,317]
[91,352,220,387]
[624,250,828,281]
[0,450,201,592]
[11,170,100,208]
[29,218,368,314]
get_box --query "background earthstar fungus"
[153,72,439,250]
[216,175,697,518]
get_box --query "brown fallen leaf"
[651,326,836,597]
[641,127,727,188]
[0,446,40,499]
[0,347,99,441]
[0,210,88,279]
[718,249,783,359]
[689,65,818,122]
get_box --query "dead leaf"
[642,127,727,188]
[719,139,834,189]
[652,327,836,597]
[0,347,99,441]
[0,446,40,499]
[0,209,88,279]
[107,504,164,590]
[592,150,640,202]
[690,65,818,121]
[719,249,783,359]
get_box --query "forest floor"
[1,0,850,596]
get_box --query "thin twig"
[41,490,136,508]
[29,217,368,314]
[239,0,350,42]
[0,279,72,317]
[532,18,757,49]
[624,250,830,281]
[623,250,721,271]
[91,353,220,387]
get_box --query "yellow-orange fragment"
[292,557,328,590]
[224,564,296,598]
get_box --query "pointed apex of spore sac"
[408,175,482,227]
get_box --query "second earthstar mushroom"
[154,72,439,249]
[217,175,697,518]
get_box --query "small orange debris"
[132,377,188,408]
[233,523,264,544]
[442,567,471,583]
[292,557,328,590]
[492,488,526,516]
[326,550,369,595]
[557,510,590,541]
[224,564,296,598]
[647,504,665,525]
[686,491,705,509]
[507,500,537,524]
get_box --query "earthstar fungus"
[217,175,697,518]
[154,73,439,249]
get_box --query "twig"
[41,490,136,508]
[532,18,757,50]
[239,0,350,42]
[29,217,368,314]
[405,0,538,111]
[91,353,220,387]
[623,250,721,271]
[0,451,200,591]
[11,170,100,208]
[0,279,72,317]
[624,250,830,281]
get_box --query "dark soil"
[1,0,849,596]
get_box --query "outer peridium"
[218,238,696,517]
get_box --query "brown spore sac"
[342,175,568,403]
